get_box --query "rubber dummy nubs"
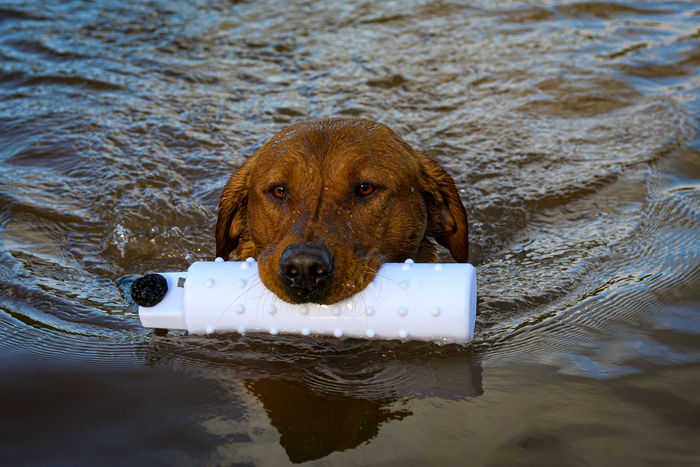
[136,259,477,343]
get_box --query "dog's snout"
[279,244,334,300]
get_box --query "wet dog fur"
[216,118,468,304]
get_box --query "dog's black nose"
[279,244,334,301]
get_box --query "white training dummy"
[133,258,476,343]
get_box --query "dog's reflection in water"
[244,347,483,463]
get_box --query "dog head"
[216,118,468,304]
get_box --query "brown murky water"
[1,0,699,464]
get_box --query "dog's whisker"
[212,276,266,329]
[363,264,418,312]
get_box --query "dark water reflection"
[1,0,699,464]
[140,336,483,463]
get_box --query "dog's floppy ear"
[215,160,253,260]
[418,154,469,262]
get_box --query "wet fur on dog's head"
[216,118,468,304]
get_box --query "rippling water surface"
[1,0,699,464]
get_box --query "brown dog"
[216,118,468,305]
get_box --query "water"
[1,0,699,464]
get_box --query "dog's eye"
[271,185,287,199]
[356,182,375,197]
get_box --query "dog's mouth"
[257,245,384,305]
[281,284,334,305]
